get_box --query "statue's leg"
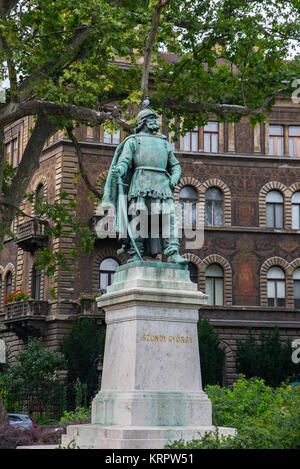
[163,200,189,265]
[127,238,144,262]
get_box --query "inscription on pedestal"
[140,334,193,344]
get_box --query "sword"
[117,175,143,262]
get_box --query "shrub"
[197,314,225,387]
[167,375,300,449]
[61,318,106,405]
[236,327,300,387]
[75,293,97,305]
[59,407,91,426]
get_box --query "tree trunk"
[0,392,8,425]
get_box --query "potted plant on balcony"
[4,288,31,319]
[5,288,30,304]
[76,293,97,315]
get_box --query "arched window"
[5,271,12,296]
[188,262,198,284]
[179,186,197,226]
[35,184,45,214]
[292,192,300,229]
[266,190,284,228]
[205,187,223,227]
[32,265,42,300]
[267,266,285,307]
[205,264,224,306]
[293,268,300,308]
[99,258,119,292]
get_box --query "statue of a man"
[102,108,188,265]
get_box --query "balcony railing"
[15,219,49,252]
[4,299,49,321]
[76,298,105,320]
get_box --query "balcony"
[3,300,49,339]
[15,219,49,252]
[76,298,105,321]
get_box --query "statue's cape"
[102,135,135,234]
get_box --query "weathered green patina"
[102,108,188,264]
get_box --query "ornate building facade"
[1,95,300,386]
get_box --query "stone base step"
[61,424,236,449]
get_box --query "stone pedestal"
[62,261,235,449]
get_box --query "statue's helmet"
[137,108,158,123]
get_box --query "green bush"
[236,327,300,387]
[61,318,106,403]
[167,375,300,449]
[197,314,225,387]
[59,407,91,426]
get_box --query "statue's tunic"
[102,131,181,257]
[115,133,181,203]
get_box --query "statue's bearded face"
[146,117,159,132]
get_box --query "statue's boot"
[167,253,189,264]
[127,254,143,263]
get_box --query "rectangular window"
[266,203,284,228]
[269,125,284,156]
[204,122,218,152]
[205,277,224,306]
[104,130,120,145]
[183,128,199,151]
[267,279,285,307]
[4,142,11,163]
[289,126,300,157]
[12,138,18,167]
[205,200,223,227]
[292,204,300,229]
[294,280,300,308]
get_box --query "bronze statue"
[102,108,188,265]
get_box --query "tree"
[2,337,66,387]
[0,0,298,245]
[198,314,225,387]
[61,318,106,401]
[236,327,300,387]
[0,0,298,421]
[0,337,66,415]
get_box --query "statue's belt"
[135,166,169,175]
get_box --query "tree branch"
[66,126,104,200]
[0,0,19,17]
[0,99,134,133]
[0,199,48,222]
[18,26,93,101]
[165,86,289,117]
[1,34,18,101]
[0,126,4,195]
[141,0,170,101]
